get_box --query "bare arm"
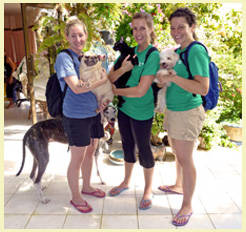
[156,72,209,96]
[108,55,134,83]
[7,56,17,72]
[113,75,155,98]
[64,68,108,94]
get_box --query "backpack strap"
[59,49,76,99]
[179,41,208,97]
[179,41,208,80]
[139,46,158,78]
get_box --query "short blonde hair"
[65,16,88,36]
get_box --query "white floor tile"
[199,191,240,214]
[103,196,136,214]
[209,213,241,229]
[26,214,66,229]
[63,214,101,229]
[102,215,138,229]
[138,215,175,229]
[35,194,70,214]
[4,194,13,206]
[4,214,31,229]
[4,194,39,214]
[4,105,243,229]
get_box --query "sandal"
[108,186,129,196]
[70,200,92,213]
[139,199,152,210]
[172,212,193,226]
[82,188,105,198]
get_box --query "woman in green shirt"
[157,8,209,226]
[108,12,160,210]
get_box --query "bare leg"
[81,138,100,192]
[143,167,154,200]
[159,137,183,194]
[171,138,196,224]
[109,161,134,195]
[67,146,91,210]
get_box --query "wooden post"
[21,3,37,124]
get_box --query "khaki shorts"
[164,105,205,141]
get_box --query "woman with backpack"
[158,8,210,226]
[156,8,209,226]
[55,16,108,213]
[108,12,160,210]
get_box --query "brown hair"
[65,16,88,36]
[169,7,198,40]
[132,12,156,44]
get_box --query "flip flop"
[82,188,106,198]
[108,186,129,196]
[139,199,152,210]
[172,212,193,226]
[158,186,183,195]
[70,200,93,213]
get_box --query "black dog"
[113,37,138,107]
[16,106,117,203]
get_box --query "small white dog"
[155,47,179,112]
[79,54,114,110]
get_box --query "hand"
[99,68,108,84]
[121,55,134,72]
[8,76,14,84]
[98,99,110,112]
[112,84,118,95]
[156,70,175,84]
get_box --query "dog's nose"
[162,62,166,66]
[111,118,115,122]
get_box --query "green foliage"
[199,110,234,150]
[151,112,164,136]
[33,3,242,149]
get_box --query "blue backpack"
[179,41,222,111]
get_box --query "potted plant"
[216,74,242,142]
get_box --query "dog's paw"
[168,69,176,76]
[155,107,163,113]
[41,197,51,204]
[157,69,169,76]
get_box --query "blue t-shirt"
[55,49,98,118]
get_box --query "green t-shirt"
[119,45,160,120]
[166,43,210,111]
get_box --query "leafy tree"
[34,3,242,147]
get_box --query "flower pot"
[223,124,242,142]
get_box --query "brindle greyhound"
[16,105,117,203]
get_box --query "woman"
[108,12,160,210]
[55,17,108,213]
[4,50,17,108]
[157,8,209,226]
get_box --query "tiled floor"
[4,101,242,229]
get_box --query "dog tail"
[16,133,27,176]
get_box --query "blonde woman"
[108,12,160,210]
[55,17,108,213]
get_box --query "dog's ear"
[78,55,83,62]
[98,55,106,61]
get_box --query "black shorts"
[62,113,104,147]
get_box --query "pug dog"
[79,54,114,110]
